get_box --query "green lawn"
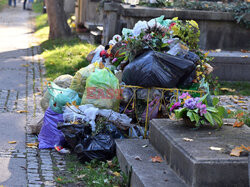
[217,81,250,96]
[33,0,96,81]
[0,0,7,10]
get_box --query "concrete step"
[149,119,250,187]
[208,51,250,81]
[116,139,187,187]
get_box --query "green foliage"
[33,0,43,13]
[0,0,7,10]
[41,38,96,80]
[57,155,128,186]
[172,20,200,49]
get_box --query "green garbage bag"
[81,69,120,111]
[69,64,96,97]
[48,82,81,113]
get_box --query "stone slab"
[209,51,250,81]
[116,139,187,187]
[149,119,250,187]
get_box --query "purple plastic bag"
[38,107,65,149]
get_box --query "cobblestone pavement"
[0,2,66,186]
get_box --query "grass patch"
[0,0,7,10]
[40,38,96,80]
[33,0,96,80]
[32,0,43,13]
[55,154,128,186]
[216,81,250,96]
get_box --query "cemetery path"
[0,3,66,186]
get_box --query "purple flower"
[143,34,152,41]
[170,102,181,112]
[179,92,191,99]
[184,98,197,109]
[196,102,207,116]
[112,58,118,63]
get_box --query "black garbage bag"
[122,51,195,88]
[58,123,116,162]
[57,123,91,150]
[75,133,116,163]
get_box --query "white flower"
[112,34,122,42]
[132,20,148,37]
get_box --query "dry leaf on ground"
[219,88,235,92]
[77,174,86,179]
[183,138,194,142]
[233,121,244,128]
[16,110,28,113]
[8,141,17,144]
[142,144,148,148]
[209,146,222,151]
[151,156,163,163]
[26,142,39,148]
[230,145,250,157]
[112,171,120,177]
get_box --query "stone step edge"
[115,139,187,187]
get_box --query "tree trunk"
[45,0,71,39]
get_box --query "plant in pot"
[170,92,225,128]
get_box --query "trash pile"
[37,16,213,163]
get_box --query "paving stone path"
[0,3,66,186]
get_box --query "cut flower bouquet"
[170,92,224,128]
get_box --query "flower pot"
[183,117,196,128]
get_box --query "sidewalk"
[0,2,66,186]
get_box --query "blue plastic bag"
[38,107,65,149]
[48,82,81,113]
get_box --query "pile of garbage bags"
[37,16,213,163]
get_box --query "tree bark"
[45,0,71,39]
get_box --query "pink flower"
[170,102,181,112]
[179,92,191,99]
[112,58,118,63]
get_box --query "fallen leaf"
[241,55,248,58]
[34,92,42,96]
[209,146,222,151]
[219,88,235,92]
[227,109,231,114]
[215,49,221,52]
[8,141,17,144]
[16,110,28,113]
[57,177,62,181]
[77,174,86,179]
[241,49,250,53]
[233,121,244,127]
[112,171,120,177]
[26,142,39,148]
[183,137,193,142]
[230,146,243,157]
[151,156,163,163]
[142,144,148,148]
[241,145,250,152]
[135,156,142,161]
[21,64,30,67]
[107,160,114,167]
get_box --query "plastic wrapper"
[69,64,96,97]
[63,104,132,132]
[48,82,81,114]
[122,51,195,88]
[38,107,65,149]
[91,45,104,63]
[81,69,120,111]
[40,74,73,111]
